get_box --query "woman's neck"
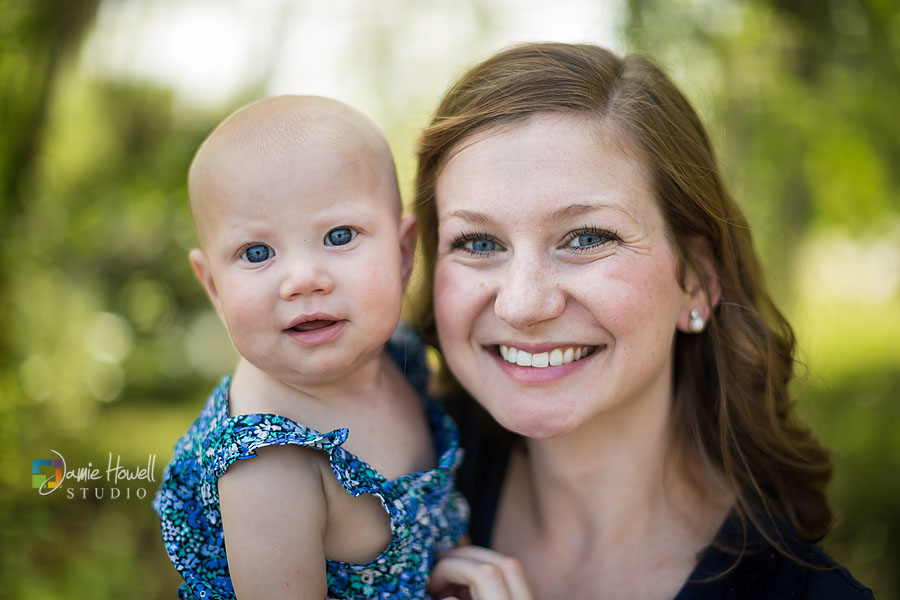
[494,391,733,598]
[524,396,681,544]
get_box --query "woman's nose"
[493,254,565,330]
[279,257,334,299]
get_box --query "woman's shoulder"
[802,560,877,599]
[680,549,874,600]
[678,514,875,599]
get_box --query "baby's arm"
[219,444,328,600]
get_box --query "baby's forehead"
[203,96,389,164]
[190,96,400,217]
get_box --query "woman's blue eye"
[568,233,605,248]
[451,231,501,255]
[242,244,272,263]
[466,239,496,253]
[325,227,355,246]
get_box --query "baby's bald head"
[188,96,400,248]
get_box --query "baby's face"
[193,140,414,386]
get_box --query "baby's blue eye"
[325,227,356,246]
[568,233,605,248]
[242,244,272,263]
[466,239,496,253]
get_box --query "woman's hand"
[427,546,534,600]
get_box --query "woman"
[414,43,874,599]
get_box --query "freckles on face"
[433,263,490,359]
[430,113,691,436]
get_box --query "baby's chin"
[278,346,391,385]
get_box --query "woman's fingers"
[428,546,533,600]
[430,556,510,600]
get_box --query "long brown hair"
[413,42,833,551]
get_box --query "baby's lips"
[289,319,338,332]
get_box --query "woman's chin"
[492,408,580,439]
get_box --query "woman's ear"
[189,249,224,317]
[398,214,418,289]
[677,237,722,333]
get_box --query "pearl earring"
[689,309,705,333]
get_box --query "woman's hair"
[413,42,833,552]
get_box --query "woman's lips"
[487,343,604,384]
[284,319,346,346]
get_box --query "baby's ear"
[189,249,223,315]
[398,214,418,289]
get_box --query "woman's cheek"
[433,264,458,333]
[433,262,481,345]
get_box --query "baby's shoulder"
[219,441,329,503]
[209,409,350,479]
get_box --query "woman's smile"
[497,343,597,367]
[433,112,693,437]
[487,342,604,385]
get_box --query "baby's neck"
[228,353,433,478]
[228,353,400,427]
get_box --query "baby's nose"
[279,259,334,299]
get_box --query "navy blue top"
[451,400,875,599]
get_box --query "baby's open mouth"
[497,344,596,368]
[289,320,338,332]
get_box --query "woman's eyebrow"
[441,203,637,225]
[440,209,497,226]
[549,202,638,223]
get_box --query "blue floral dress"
[152,334,469,599]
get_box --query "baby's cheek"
[362,256,404,299]
[221,294,266,336]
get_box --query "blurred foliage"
[625,0,900,596]
[1,0,897,598]
[1,1,229,597]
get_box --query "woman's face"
[433,113,697,438]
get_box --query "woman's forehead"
[435,114,656,226]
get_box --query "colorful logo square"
[32,458,63,490]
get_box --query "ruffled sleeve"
[205,412,349,481]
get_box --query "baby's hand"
[428,545,533,600]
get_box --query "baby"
[153,96,468,600]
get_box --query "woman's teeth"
[498,344,595,367]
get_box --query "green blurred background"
[1,0,897,598]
